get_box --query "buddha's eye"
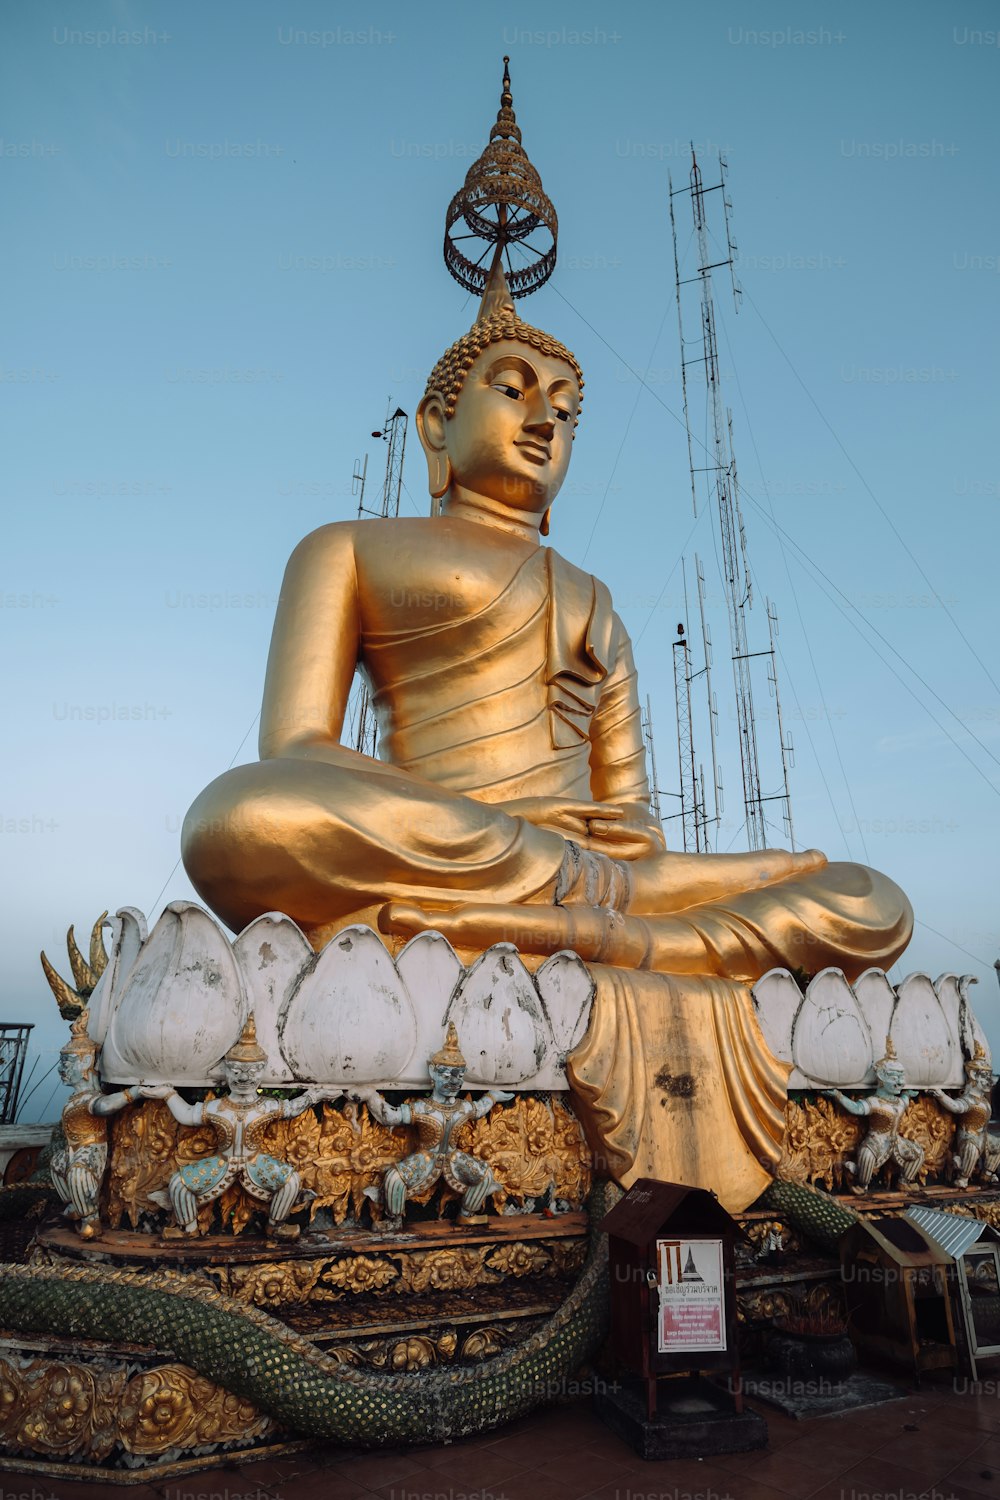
[493,382,524,401]
[554,408,572,423]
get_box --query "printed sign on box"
[656,1237,727,1354]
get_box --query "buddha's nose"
[526,405,556,437]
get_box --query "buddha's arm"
[259,524,362,763]
[586,618,666,853]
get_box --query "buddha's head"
[417,292,584,531]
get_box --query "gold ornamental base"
[2,1208,589,1481]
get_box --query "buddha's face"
[420,338,580,517]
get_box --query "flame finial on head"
[225,1014,267,1065]
[966,1039,991,1073]
[876,1034,899,1070]
[430,1021,466,1069]
[61,1008,97,1058]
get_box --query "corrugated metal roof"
[905,1205,998,1260]
[843,1215,947,1266]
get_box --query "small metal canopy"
[905,1206,1000,1380]
[905,1205,1000,1259]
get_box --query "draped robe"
[182,517,913,1210]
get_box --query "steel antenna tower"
[342,453,369,748]
[350,406,408,759]
[641,695,665,830]
[767,598,796,845]
[670,149,794,850]
[694,553,723,848]
[671,617,701,852]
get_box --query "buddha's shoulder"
[288,516,445,561]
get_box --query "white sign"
[656,1237,727,1354]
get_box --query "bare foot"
[378,900,703,970]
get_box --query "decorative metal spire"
[444,56,558,302]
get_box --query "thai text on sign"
[656,1237,727,1353]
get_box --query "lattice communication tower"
[347,406,408,759]
[669,151,794,851]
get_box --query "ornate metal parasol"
[444,57,558,300]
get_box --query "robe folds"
[183,525,912,1213]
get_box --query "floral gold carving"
[323,1254,399,1296]
[737,1280,843,1328]
[487,1242,552,1277]
[107,1095,591,1234]
[0,1353,272,1462]
[187,1236,580,1318]
[324,1321,528,1371]
[549,1238,587,1277]
[396,1246,492,1294]
[960,1198,1000,1234]
[224,1259,329,1308]
[899,1094,955,1179]
[457,1096,592,1209]
[118,1364,271,1454]
[779,1093,955,1190]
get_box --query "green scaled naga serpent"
[0,1181,616,1446]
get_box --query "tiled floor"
[6,1375,1000,1500]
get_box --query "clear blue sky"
[3,0,998,1120]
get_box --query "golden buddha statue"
[180,62,912,1212]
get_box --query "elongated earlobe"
[540,507,552,536]
[429,452,453,500]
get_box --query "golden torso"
[259,513,644,807]
[359,519,568,798]
[353,515,537,635]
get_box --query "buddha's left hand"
[499,796,664,860]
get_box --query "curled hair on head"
[422,312,584,420]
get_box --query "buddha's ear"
[416,392,451,501]
[416,391,447,454]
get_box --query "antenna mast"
[350,405,408,759]
[672,620,699,850]
[669,150,794,850]
[693,553,723,849]
[641,695,665,831]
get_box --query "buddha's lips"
[516,439,551,462]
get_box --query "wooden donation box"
[600,1177,743,1418]
[840,1215,956,1382]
